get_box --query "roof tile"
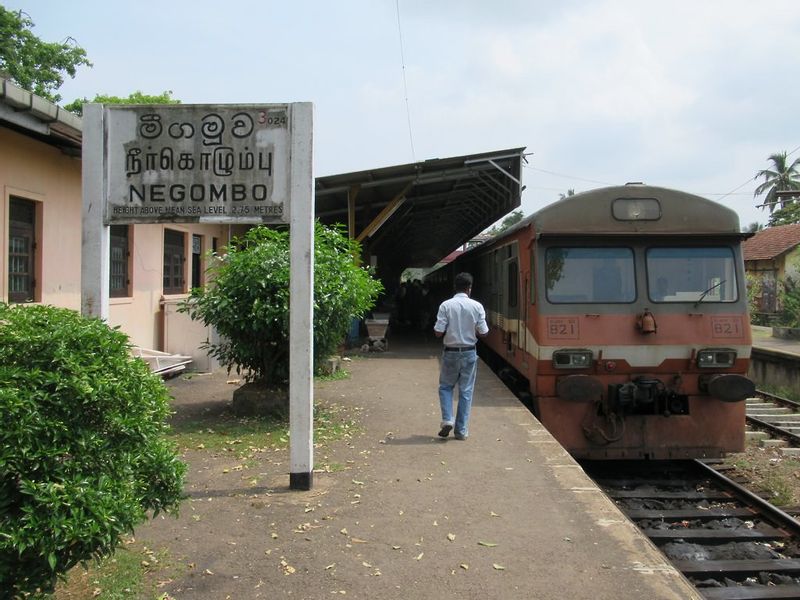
[743,223,800,261]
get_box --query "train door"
[501,254,519,354]
[493,249,503,330]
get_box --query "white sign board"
[103,104,293,224]
[82,102,315,490]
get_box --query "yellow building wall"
[1,126,235,368]
[109,222,232,355]
[1,127,83,309]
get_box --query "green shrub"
[778,277,800,327]
[0,304,186,596]
[184,222,382,385]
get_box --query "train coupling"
[607,377,688,416]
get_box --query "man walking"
[433,272,489,440]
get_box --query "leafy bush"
[0,304,186,596]
[778,277,800,327]
[184,222,383,384]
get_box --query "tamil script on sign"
[104,105,291,224]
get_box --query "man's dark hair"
[454,272,473,292]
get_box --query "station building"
[1,77,524,370]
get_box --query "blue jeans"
[438,349,478,436]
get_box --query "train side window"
[507,260,518,308]
[545,247,636,303]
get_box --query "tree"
[0,6,91,102]
[754,151,800,214]
[559,188,576,200]
[487,210,524,237]
[184,223,383,385]
[0,304,185,596]
[744,222,764,233]
[768,202,800,227]
[63,90,180,115]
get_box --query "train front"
[532,186,754,460]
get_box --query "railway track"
[747,391,800,449]
[582,459,800,599]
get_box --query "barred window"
[8,198,36,303]
[110,225,130,297]
[163,229,186,294]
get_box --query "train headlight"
[696,348,737,368]
[553,349,594,369]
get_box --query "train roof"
[526,184,742,236]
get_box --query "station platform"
[146,333,701,599]
[751,324,800,359]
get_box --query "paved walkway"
[751,325,800,358]
[139,336,699,599]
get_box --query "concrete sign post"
[81,102,315,489]
[81,103,110,320]
[287,103,314,491]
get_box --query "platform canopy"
[315,148,526,279]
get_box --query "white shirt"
[434,292,489,347]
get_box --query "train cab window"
[545,247,635,303]
[647,247,738,303]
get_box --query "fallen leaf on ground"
[414,552,424,560]
[447,533,456,542]
[460,564,469,570]
[478,541,498,547]
[493,564,505,571]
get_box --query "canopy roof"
[315,148,525,274]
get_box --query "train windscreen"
[545,247,636,303]
[646,247,738,303]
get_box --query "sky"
[5,0,800,229]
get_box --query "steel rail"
[584,460,800,599]
[746,415,800,447]
[748,388,800,447]
[756,389,800,411]
[695,459,800,535]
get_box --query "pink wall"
[1,126,237,366]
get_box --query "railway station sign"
[102,104,299,224]
[82,101,315,490]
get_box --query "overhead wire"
[395,0,416,163]
[522,149,800,203]
[717,144,800,202]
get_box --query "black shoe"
[438,424,453,438]
[454,432,467,440]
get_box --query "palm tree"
[754,151,800,213]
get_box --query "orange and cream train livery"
[427,184,755,460]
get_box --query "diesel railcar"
[428,184,755,459]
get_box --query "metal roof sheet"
[315,148,525,273]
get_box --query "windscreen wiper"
[694,279,725,307]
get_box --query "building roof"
[315,149,525,270]
[0,77,82,154]
[743,223,800,261]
